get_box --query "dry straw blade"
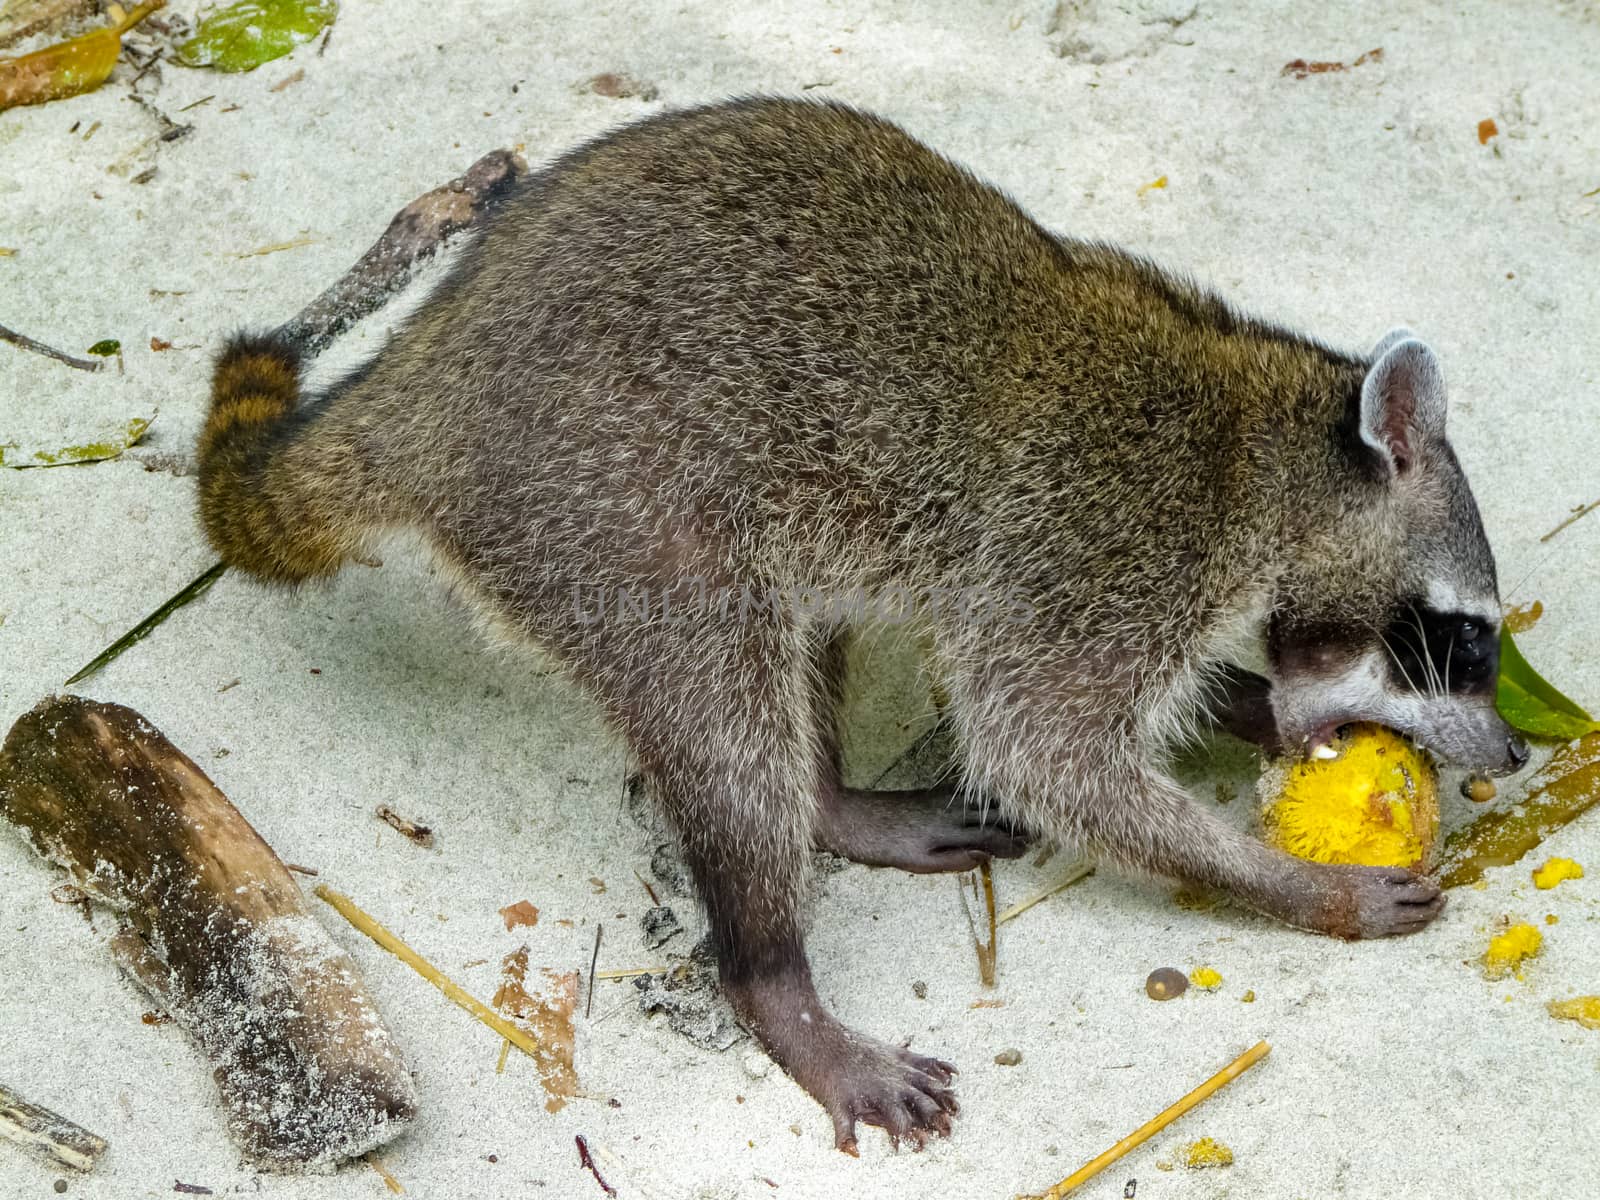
[1020,1040,1271,1199]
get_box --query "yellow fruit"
[1188,966,1223,990]
[1183,1137,1234,1169]
[1483,923,1542,980]
[1531,857,1583,890]
[1259,724,1439,869]
[1547,996,1600,1029]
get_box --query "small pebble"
[1240,989,1256,1003]
[1145,967,1187,1000]
[1463,774,1497,803]
[55,1183,68,1195]
[911,980,927,999]
[742,1049,771,1079]
[994,1048,1023,1066]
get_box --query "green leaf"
[1497,627,1600,741]
[175,0,337,73]
[86,338,120,356]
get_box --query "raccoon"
[195,98,1524,1152]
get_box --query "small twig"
[315,885,550,1060]
[1022,1041,1272,1199]
[594,966,667,980]
[235,236,317,259]
[996,862,1095,926]
[956,860,998,988]
[64,562,226,686]
[374,804,434,848]
[0,322,106,372]
[632,867,660,906]
[365,1151,404,1194]
[1540,498,1600,543]
[586,923,603,1019]
[284,862,319,877]
[0,1082,108,1172]
[575,1134,617,1197]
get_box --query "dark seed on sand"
[1145,967,1188,1000]
[994,1048,1022,1066]
[912,980,927,999]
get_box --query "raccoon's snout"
[1413,707,1526,776]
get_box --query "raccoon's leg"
[805,629,1027,872]
[568,617,958,1152]
[1101,761,1444,939]
[953,676,1443,939]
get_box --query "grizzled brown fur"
[197,98,1515,1151]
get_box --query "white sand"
[4,1,1600,1196]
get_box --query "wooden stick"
[586,923,602,1019]
[274,148,526,357]
[0,321,106,372]
[957,860,998,987]
[315,884,549,1060]
[0,698,416,1169]
[1539,497,1600,543]
[1021,1041,1272,1199]
[595,966,668,980]
[365,1151,404,1194]
[996,862,1094,926]
[0,1082,108,1172]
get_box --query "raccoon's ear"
[1359,336,1447,479]
[1369,327,1418,359]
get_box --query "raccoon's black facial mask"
[1381,603,1498,698]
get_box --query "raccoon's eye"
[1459,620,1481,643]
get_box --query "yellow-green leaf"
[175,0,337,73]
[1498,628,1600,741]
[0,2,164,112]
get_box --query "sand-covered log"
[0,696,417,1170]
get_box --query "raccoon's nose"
[1507,734,1529,771]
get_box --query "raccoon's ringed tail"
[195,332,367,585]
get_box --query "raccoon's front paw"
[1324,864,1445,939]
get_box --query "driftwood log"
[0,1082,107,1172]
[0,696,416,1169]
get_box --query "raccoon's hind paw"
[822,1041,958,1155]
[816,787,1029,874]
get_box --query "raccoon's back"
[346,100,1077,572]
